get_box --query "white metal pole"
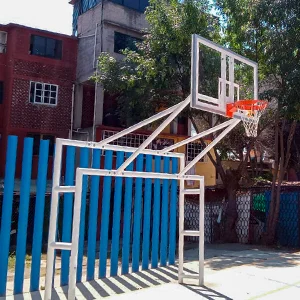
[254,64,258,99]
[44,140,63,300]
[199,178,205,285]
[96,100,186,147]
[220,53,226,110]
[180,119,241,175]
[68,170,84,300]
[229,57,234,103]
[178,156,185,284]
[116,96,190,173]
[191,34,199,108]
[160,119,235,153]
[58,138,183,158]
[75,168,182,180]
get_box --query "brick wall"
[10,78,72,132]
[0,24,78,178]
[13,59,75,80]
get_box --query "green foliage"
[92,0,220,126]
[215,0,300,120]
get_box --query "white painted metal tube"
[44,140,63,300]
[254,64,259,99]
[191,34,199,108]
[160,119,234,153]
[68,169,84,300]
[178,156,185,284]
[197,93,219,104]
[76,168,203,181]
[199,178,205,285]
[50,242,72,250]
[116,96,191,173]
[193,34,258,68]
[57,139,184,158]
[182,189,201,195]
[182,230,201,236]
[96,100,187,147]
[180,118,241,175]
[229,57,235,104]
[53,186,76,193]
[220,52,226,110]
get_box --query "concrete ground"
[3,244,300,300]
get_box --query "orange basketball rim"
[226,100,268,118]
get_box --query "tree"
[93,0,272,242]
[216,0,300,244]
[94,0,218,125]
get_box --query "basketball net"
[227,100,268,137]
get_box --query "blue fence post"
[0,135,18,296]
[30,140,49,292]
[131,154,144,272]
[99,150,113,278]
[121,153,134,275]
[151,156,161,268]
[14,138,34,294]
[110,151,125,277]
[77,148,89,282]
[169,158,178,265]
[160,157,170,267]
[142,155,152,270]
[86,149,101,281]
[61,146,76,286]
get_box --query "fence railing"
[184,187,300,248]
[1,135,299,296]
[0,135,178,296]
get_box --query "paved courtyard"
[3,244,300,300]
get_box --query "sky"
[0,0,73,35]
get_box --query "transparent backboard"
[190,34,258,117]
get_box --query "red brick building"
[0,23,77,178]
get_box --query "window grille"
[186,142,208,162]
[29,81,58,106]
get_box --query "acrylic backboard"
[190,34,258,117]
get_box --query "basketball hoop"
[226,100,268,137]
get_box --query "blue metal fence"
[0,136,179,296]
[264,190,300,247]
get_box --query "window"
[29,82,58,105]
[186,142,208,162]
[27,133,55,156]
[124,0,139,10]
[0,82,3,104]
[103,130,149,149]
[111,0,149,12]
[0,31,7,53]
[114,32,142,53]
[30,35,62,59]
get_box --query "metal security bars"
[186,142,208,162]
[102,130,150,148]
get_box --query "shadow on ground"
[183,285,233,300]
[9,265,229,300]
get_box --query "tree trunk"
[263,120,297,245]
[223,170,240,243]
